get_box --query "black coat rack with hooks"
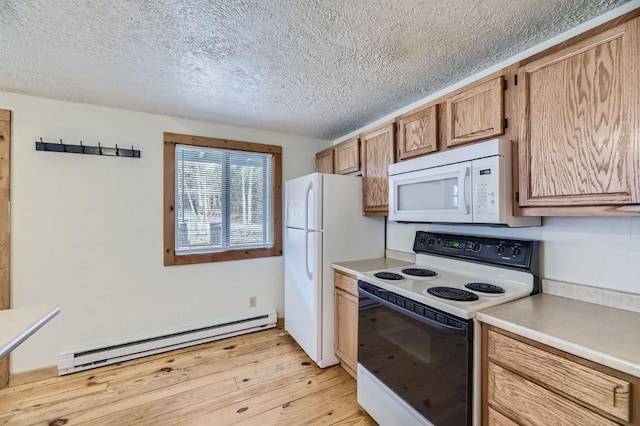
[35,138,141,158]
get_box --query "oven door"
[358,281,473,426]
[389,161,472,223]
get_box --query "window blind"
[175,144,274,255]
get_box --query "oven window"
[397,178,459,211]
[358,294,472,426]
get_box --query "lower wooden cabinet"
[484,325,639,425]
[334,271,358,378]
[488,407,519,426]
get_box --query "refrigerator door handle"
[305,181,313,231]
[304,230,313,281]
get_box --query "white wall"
[387,219,640,295]
[3,91,330,373]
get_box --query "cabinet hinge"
[515,192,519,202]
[504,118,508,129]
[514,75,518,86]
[502,79,507,90]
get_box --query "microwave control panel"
[474,168,497,214]
[413,231,539,270]
[472,156,500,215]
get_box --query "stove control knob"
[419,236,426,244]
[496,244,505,255]
[428,237,435,245]
[512,246,521,256]
[473,242,482,251]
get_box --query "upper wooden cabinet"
[446,76,505,147]
[518,17,640,213]
[333,136,360,175]
[361,123,395,215]
[315,147,334,174]
[396,104,438,160]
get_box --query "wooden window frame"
[163,132,282,266]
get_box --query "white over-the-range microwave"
[388,138,541,227]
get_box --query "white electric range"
[355,231,540,426]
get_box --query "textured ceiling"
[0,0,633,139]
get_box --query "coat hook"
[115,144,120,156]
[40,137,46,151]
[60,139,65,152]
[80,140,85,154]
[98,142,103,155]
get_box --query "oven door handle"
[360,288,469,336]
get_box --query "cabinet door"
[488,329,630,422]
[446,76,504,147]
[315,148,334,174]
[397,105,438,160]
[334,287,358,378]
[519,18,640,208]
[361,123,395,215]
[334,137,360,175]
[488,363,619,426]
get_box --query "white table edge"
[0,306,61,358]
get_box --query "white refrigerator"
[284,173,385,368]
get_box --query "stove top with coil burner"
[401,268,437,277]
[357,231,540,319]
[373,272,404,281]
[464,282,505,294]
[427,287,479,301]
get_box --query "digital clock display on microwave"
[479,168,492,175]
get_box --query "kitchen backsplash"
[542,279,640,313]
[386,216,640,295]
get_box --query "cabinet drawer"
[488,362,619,426]
[488,407,519,426]
[334,272,358,296]
[488,329,630,422]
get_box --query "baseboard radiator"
[57,310,277,375]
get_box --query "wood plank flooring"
[0,328,376,425]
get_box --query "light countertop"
[332,257,413,276]
[477,294,640,378]
[0,305,60,358]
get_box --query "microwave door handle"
[461,168,470,214]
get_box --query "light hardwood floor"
[0,328,376,425]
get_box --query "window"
[164,133,282,265]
